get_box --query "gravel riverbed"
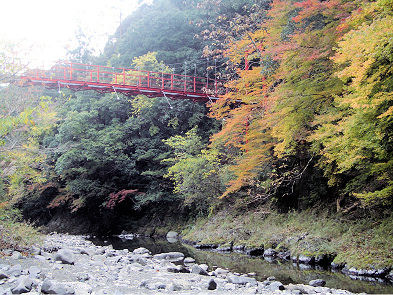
[0,234,366,295]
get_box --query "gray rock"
[309,279,326,287]
[0,286,11,295]
[11,276,33,294]
[216,246,232,252]
[0,264,9,271]
[233,245,245,252]
[41,279,75,294]
[199,264,209,272]
[268,281,285,291]
[132,247,150,255]
[0,271,9,279]
[190,265,208,276]
[214,268,229,275]
[76,273,90,282]
[227,275,257,286]
[183,257,195,263]
[298,255,314,264]
[207,279,217,290]
[28,266,41,279]
[166,265,189,273]
[54,249,75,265]
[263,248,277,257]
[30,246,41,256]
[11,252,23,260]
[9,265,23,277]
[266,276,276,281]
[166,231,178,239]
[166,283,182,291]
[78,248,91,256]
[153,252,184,261]
[277,251,291,260]
[387,270,393,282]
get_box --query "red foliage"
[106,189,139,209]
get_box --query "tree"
[163,127,225,214]
[312,0,393,207]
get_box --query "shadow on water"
[90,236,393,294]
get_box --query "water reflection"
[90,236,393,294]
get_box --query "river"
[89,236,393,294]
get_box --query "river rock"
[298,254,314,264]
[41,279,75,294]
[11,276,33,294]
[309,279,326,287]
[9,265,23,277]
[190,264,208,275]
[268,281,285,291]
[153,252,184,261]
[199,264,209,271]
[213,268,229,276]
[183,257,195,263]
[387,270,393,282]
[207,279,217,290]
[166,231,178,239]
[167,283,182,291]
[227,275,257,286]
[0,271,9,279]
[263,248,277,257]
[54,249,75,265]
[233,245,245,252]
[27,266,41,279]
[11,252,23,260]
[132,247,150,255]
[216,245,232,252]
[30,246,41,256]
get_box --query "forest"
[1,0,393,274]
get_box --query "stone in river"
[54,249,75,265]
[309,279,326,287]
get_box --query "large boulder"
[54,249,75,265]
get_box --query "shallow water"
[90,236,393,294]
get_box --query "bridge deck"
[19,61,223,101]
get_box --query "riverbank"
[0,234,364,294]
[130,209,393,284]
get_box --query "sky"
[0,0,149,68]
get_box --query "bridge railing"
[24,61,225,97]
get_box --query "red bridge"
[19,61,224,102]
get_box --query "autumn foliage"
[208,0,393,207]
